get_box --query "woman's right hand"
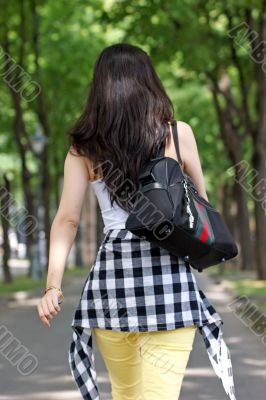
[37,289,61,328]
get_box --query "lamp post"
[30,125,48,280]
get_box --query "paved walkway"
[0,269,265,400]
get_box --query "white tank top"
[91,178,130,234]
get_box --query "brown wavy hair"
[69,43,175,212]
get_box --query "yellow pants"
[93,325,197,400]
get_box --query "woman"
[37,43,237,400]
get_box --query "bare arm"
[177,121,209,201]
[37,147,89,327]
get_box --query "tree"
[0,0,105,277]
[0,174,13,283]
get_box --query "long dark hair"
[69,43,175,212]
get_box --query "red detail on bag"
[197,202,209,243]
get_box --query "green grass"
[208,263,266,312]
[208,263,250,279]
[0,275,46,295]
[0,265,91,295]
[230,279,266,312]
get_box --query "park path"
[0,269,265,400]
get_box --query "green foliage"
[1,0,258,197]
[0,0,261,277]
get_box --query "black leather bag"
[125,120,238,272]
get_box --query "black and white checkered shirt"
[68,228,237,400]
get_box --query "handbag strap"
[156,120,183,166]
[171,120,183,166]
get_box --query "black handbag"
[125,120,238,272]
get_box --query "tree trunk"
[210,80,254,272]
[220,182,234,233]
[0,175,13,283]
[41,148,50,270]
[1,10,39,279]
[31,0,51,268]
[252,151,266,279]
[9,91,38,279]
[233,167,254,270]
[246,5,266,279]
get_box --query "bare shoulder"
[175,121,200,173]
[174,120,208,199]
[176,121,196,144]
[66,145,91,180]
